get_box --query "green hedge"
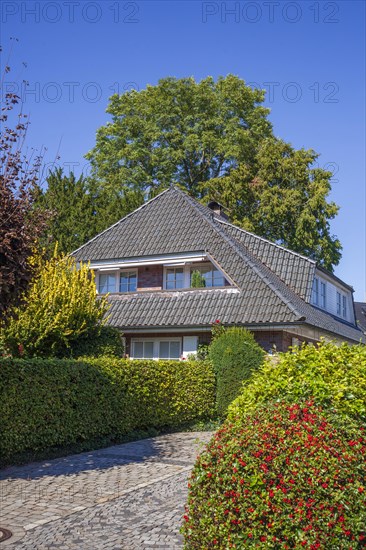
[209,327,265,417]
[0,357,215,464]
[228,341,366,422]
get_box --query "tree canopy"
[86,75,341,270]
[0,71,49,319]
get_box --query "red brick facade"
[137,266,163,291]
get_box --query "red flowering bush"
[183,402,365,549]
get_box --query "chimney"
[207,200,229,221]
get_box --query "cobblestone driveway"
[0,432,211,549]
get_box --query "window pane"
[166,281,175,290]
[99,273,116,293]
[166,269,175,281]
[107,274,116,292]
[98,274,108,294]
[170,341,180,358]
[342,296,347,317]
[129,274,137,291]
[120,271,137,292]
[159,341,170,359]
[144,342,154,358]
[337,292,341,315]
[133,342,144,359]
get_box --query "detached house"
[73,187,363,359]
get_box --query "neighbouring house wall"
[137,266,163,290]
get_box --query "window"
[320,282,326,308]
[98,272,116,294]
[132,341,154,359]
[337,292,342,316]
[159,340,180,359]
[312,278,319,305]
[165,267,184,290]
[120,271,137,293]
[131,338,181,360]
[190,265,225,287]
[342,295,347,318]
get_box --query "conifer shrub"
[228,341,366,423]
[209,327,265,417]
[183,402,366,549]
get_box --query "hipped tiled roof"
[73,188,364,343]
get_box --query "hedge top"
[228,341,366,422]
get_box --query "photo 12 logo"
[247,81,340,104]
[1,1,140,24]
[2,80,140,104]
[201,2,340,24]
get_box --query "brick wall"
[123,329,319,356]
[137,266,163,291]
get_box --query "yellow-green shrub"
[228,341,366,422]
[0,357,215,464]
[1,249,109,358]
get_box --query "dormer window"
[190,265,225,287]
[120,271,137,293]
[165,267,184,289]
[98,272,117,294]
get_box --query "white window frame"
[190,263,226,288]
[336,291,342,316]
[320,281,326,309]
[312,277,319,305]
[342,295,347,318]
[97,270,118,294]
[164,266,186,290]
[163,262,227,290]
[130,337,182,360]
[119,269,138,293]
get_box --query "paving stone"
[0,431,212,549]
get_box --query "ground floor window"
[131,338,181,360]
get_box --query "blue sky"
[2,0,365,300]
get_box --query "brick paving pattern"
[0,432,211,549]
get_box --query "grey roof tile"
[73,188,363,343]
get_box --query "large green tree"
[86,74,341,270]
[36,168,144,255]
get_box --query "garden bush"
[228,341,366,423]
[1,249,109,358]
[209,327,265,417]
[70,326,125,358]
[0,357,215,465]
[183,401,366,549]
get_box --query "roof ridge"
[71,188,172,256]
[180,192,304,320]
[217,218,316,265]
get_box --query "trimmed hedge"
[209,327,265,417]
[0,357,215,464]
[228,341,366,423]
[183,402,366,548]
[69,326,125,358]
